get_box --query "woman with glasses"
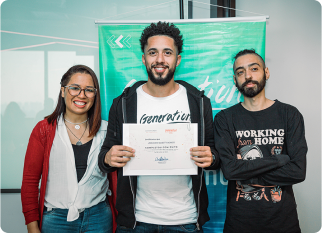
[21,65,117,233]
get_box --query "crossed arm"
[214,110,307,186]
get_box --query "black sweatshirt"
[214,100,307,233]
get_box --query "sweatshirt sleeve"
[214,110,289,181]
[203,97,220,170]
[98,99,120,174]
[21,123,45,225]
[260,108,307,186]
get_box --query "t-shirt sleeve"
[260,107,307,186]
[214,110,289,181]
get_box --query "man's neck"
[143,78,179,97]
[241,90,275,111]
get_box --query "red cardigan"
[21,119,118,232]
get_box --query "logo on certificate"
[165,129,177,134]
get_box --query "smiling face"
[61,72,95,118]
[233,54,270,98]
[142,35,181,86]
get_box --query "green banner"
[98,18,266,232]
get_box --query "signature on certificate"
[155,156,169,162]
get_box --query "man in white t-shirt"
[99,21,219,233]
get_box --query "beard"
[146,63,176,86]
[235,73,266,98]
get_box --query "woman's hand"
[27,221,40,233]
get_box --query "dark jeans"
[116,221,203,233]
[42,201,112,233]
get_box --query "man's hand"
[104,145,135,167]
[190,146,213,168]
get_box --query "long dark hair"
[46,65,102,137]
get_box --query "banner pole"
[95,16,269,25]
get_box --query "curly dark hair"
[233,49,266,71]
[140,21,183,54]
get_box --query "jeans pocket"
[180,224,198,232]
[43,208,56,216]
[116,225,132,232]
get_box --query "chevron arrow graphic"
[107,35,115,48]
[107,35,132,48]
[123,35,131,48]
[115,35,123,48]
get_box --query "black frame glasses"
[64,85,97,98]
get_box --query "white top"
[135,84,197,225]
[44,117,110,222]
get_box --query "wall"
[1,194,25,233]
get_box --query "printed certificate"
[123,123,198,175]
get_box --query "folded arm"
[214,111,289,181]
[259,109,307,186]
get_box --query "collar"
[122,80,204,99]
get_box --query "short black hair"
[140,21,183,54]
[233,49,266,72]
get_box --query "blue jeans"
[116,221,203,233]
[41,201,112,233]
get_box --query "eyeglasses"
[65,85,97,98]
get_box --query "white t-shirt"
[135,84,197,225]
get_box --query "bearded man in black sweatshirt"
[214,49,307,233]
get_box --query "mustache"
[241,79,259,88]
[151,63,169,69]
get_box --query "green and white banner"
[98,17,266,232]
